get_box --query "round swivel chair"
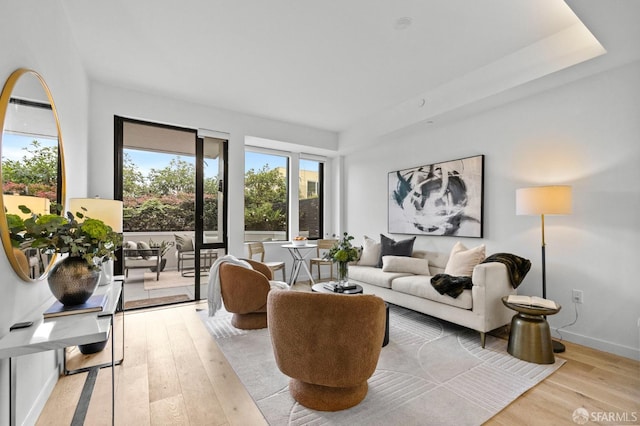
[267,290,386,411]
[219,259,274,329]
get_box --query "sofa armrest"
[470,262,517,331]
[472,262,510,288]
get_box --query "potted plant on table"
[9,205,122,306]
[324,232,359,286]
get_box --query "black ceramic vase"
[47,256,100,306]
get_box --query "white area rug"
[201,304,565,425]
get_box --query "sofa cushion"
[377,234,416,267]
[349,265,411,289]
[358,235,381,266]
[413,250,449,275]
[125,241,139,257]
[137,241,153,259]
[382,255,430,275]
[126,256,159,267]
[444,242,485,277]
[391,275,473,310]
[174,233,194,252]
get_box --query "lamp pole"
[541,212,565,353]
[540,213,546,300]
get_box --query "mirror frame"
[0,68,66,281]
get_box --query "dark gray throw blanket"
[431,253,531,298]
[431,274,473,298]
[482,252,531,289]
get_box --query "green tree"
[122,152,147,198]
[244,165,287,231]
[147,157,195,195]
[2,140,58,188]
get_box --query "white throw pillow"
[358,235,381,266]
[382,256,430,275]
[444,242,486,277]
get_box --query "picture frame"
[388,155,484,238]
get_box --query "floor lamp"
[516,185,572,353]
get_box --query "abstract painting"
[388,155,484,237]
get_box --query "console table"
[0,279,123,426]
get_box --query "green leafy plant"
[324,232,359,263]
[8,205,122,270]
[148,238,175,257]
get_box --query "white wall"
[343,60,640,360]
[0,2,90,424]
[87,82,338,267]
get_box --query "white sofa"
[348,248,516,347]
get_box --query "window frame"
[244,147,326,242]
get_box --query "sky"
[3,134,317,182]
[2,133,57,161]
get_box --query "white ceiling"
[60,0,639,134]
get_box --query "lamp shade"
[68,198,123,232]
[4,194,51,219]
[516,186,572,216]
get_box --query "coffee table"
[311,282,363,294]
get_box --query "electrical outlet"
[572,289,583,304]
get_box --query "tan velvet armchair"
[219,259,275,330]
[267,290,386,411]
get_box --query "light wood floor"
[36,301,639,426]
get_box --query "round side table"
[502,296,561,364]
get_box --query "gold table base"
[502,296,561,365]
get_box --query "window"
[122,149,198,232]
[244,148,325,242]
[299,159,323,239]
[244,150,289,242]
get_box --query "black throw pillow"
[377,234,416,268]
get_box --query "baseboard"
[551,327,639,360]
[23,361,59,425]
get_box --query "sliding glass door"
[114,117,227,309]
[194,134,227,300]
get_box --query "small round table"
[502,296,561,364]
[282,244,317,286]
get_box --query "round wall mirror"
[0,68,66,281]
